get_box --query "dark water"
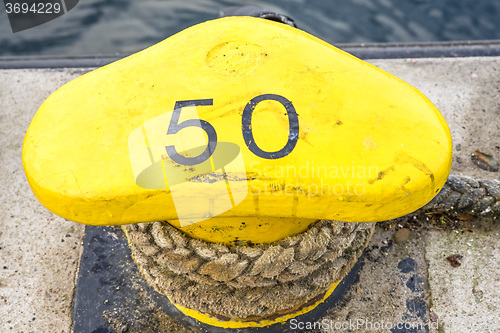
[0,0,499,56]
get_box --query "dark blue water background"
[0,0,499,56]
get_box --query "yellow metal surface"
[168,216,317,244]
[170,279,341,328]
[23,17,452,242]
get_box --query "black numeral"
[165,94,299,166]
[165,99,217,165]
[242,94,299,159]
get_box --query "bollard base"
[73,224,368,332]
[122,220,375,324]
[170,280,340,328]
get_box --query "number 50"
[165,94,299,165]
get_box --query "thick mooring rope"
[122,221,375,321]
[424,175,500,216]
[122,175,499,321]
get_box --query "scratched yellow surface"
[23,17,452,243]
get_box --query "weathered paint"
[168,216,317,244]
[22,17,452,243]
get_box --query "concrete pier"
[0,56,498,332]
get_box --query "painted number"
[242,94,299,159]
[165,94,299,165]
[165,99,217,166]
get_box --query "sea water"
[0,0,499,56]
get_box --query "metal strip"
[1,41,500,69]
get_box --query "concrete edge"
[0,40,500,69]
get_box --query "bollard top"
[22,17,452,241]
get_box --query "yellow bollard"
[22,17,452,327]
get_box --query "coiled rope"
[423,175,500,216]
[122,175,499,321]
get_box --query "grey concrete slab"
[318,226,433,333]
[316,57,500,333]
[376,58,500,333]
[0,56,498,333]
[426,218,499,333]
[318,222,499,333]
[0,69,86,333]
